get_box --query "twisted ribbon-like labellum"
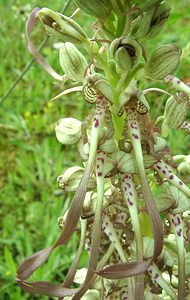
[16,95,107,297]
[26,8,64,81]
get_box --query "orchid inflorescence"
[16,1,190,299]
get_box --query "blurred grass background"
[0,0,190,299]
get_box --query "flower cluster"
[17,1,190,299]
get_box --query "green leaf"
[4,247,16,276]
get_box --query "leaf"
[4,247,16,275]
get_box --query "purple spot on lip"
[169,175,174,180]
[177,229,182,237]
[132,133,139,139]
[128,199,133,206]
[97,172,102,177]
[179,181,183,186]
[154,274,159,279]
[94,118,99,128]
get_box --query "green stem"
[121,63,145,91]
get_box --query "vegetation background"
[0,0,190,299]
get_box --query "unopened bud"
[38,8,88,44]
[57,166,96,191]
[154,137,168,152]
[109,36,142,73]
[75,0,112,19]
[55,118,82,145]
[83,73,114,104]
[162,94,189,134]
[173,155,190,174]
[99,138,117,154]
[145,44,181,80]
[111,151,137,174]
[145,2,171,40]
[159,183,190,214]
[59,43,87,82]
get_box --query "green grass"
[0,0,190,299]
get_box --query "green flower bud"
[59,43,88,82]
[75,0,112,19]
[145,2,171,39]
[57,166,96,191]
[173,155,190,174]
[109,36,142,73]
[163,94,189,131]
[154,137,168,152]
[145,44,181,80]
[159,183,190,214]
[133,2,170,40]
[55,118,82,145]
[99,138,117,154]
[83,73,114,104]
[111,151,137,173]
[38,8,88,44]
[77,139,90,161]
